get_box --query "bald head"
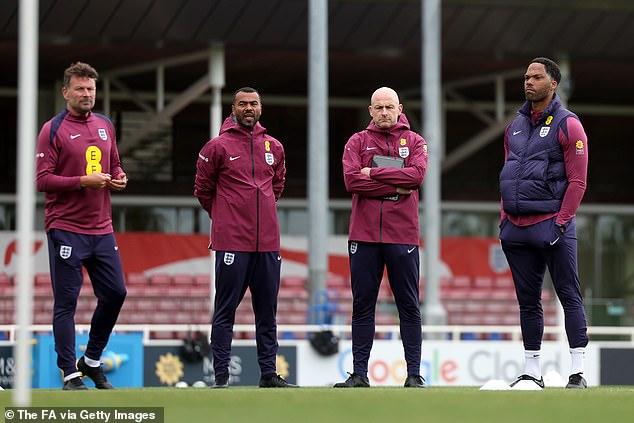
[369,87,402,129]
[371,87,400,104]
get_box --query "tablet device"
[372,155,404,169]
[371,155,404,201]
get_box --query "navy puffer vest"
[500,94,577,215]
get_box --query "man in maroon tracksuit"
[36,62,127,390]
[194,87,296,388]
[336,87,428,388]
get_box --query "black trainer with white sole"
[213,374,229,388]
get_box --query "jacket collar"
[219,114,267,138]
[518,92,563,122]
[366,112,411,134]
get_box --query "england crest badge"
[98,128,108,141]
[399,147,409,158]
[349,242,357,255]
[539,127,550,137]
[60,245,72,259]
[265,152,274,165]
[224,252,235,265]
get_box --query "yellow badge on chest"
[85,146,103,174]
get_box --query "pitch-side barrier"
[2,324,633,345]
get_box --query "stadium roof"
[1,0,633,202]
[2,0,634,100]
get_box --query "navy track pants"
[211,251,281,379]
[47,229,126,377]
[500,217,588,350]
[348,241,422,377]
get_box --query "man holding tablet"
[337,87,428,388]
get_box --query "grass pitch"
[2,386,634,423]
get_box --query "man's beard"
[525,89,549,103]
[238,114,259,127]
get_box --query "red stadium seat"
[278,286,308,300]
[126,272,147,285]
[282,275,306,288]
[494,276,514,288]
[473,276,493,289]
[0,272,12,286]
[149,273,171,286]
[0,273,14,296]
[172,274,195,286]
[326,274,347,288]
[35,273,52,286]
[440,287,469,300]
[193,274,211,286]
[451,275,472,288]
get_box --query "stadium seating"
[0,272,559,340]
[440,275,559,338]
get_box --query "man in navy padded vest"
[499,57,589,389]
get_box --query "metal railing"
[2,324,633,346]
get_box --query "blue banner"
[34,332,144,388]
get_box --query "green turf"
[2,387,634,423]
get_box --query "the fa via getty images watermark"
[4,407,164,423]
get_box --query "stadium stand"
[0,273,558,341]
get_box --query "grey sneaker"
[565,373,587,389]
[333,372,370,388]
[510,374,545,389]
[77,356,113,389]
[404,374,426,388]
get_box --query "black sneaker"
[77,356,113,389]
[259,374,298,388]
[404,374,426,388]
[63,376,88,391]
[510,374,545,389]
[213,374,229,389]
[566,373,587,389]
[333,372,370,388]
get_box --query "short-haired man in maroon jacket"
[195,87,296,388]
[36,62,128,390]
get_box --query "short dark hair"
[63,62,99,88]
[530,57,561,84]
[232,87,261,103]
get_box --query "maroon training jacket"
[194,115,286,252]
[342,113,427,245]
